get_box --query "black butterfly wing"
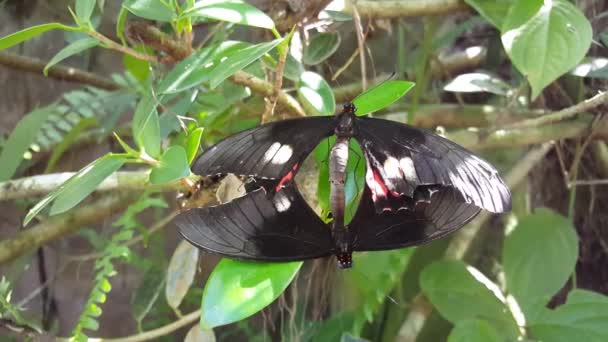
[175,185,334,262]
[194,117,336,180]
[349,185,481,251]
[354,117,511,214]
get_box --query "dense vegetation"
[0,0,607,341]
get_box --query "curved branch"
[0,52,120,90]
[344,0,470,19]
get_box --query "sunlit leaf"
[183,0,274,29]
[298,71,335,116]
[132,94,161,158]
[123,0,175,22]
[353,80,415,115]
[149,145,190,184]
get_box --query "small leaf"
[448,319,503,342]
[0,107,51,181]
[421,260,519,338]
[76,0,96,24]
[464,0,512,28]
[49,154,127,216]
[185,128,204,165]
[149,146,190,184]
[132,94,161,158]
[501,0,592,99]
[443,72,510,95]
[0,23,81,50]
[208,38,284,88]
[166,240,199,310]
[123,45,152,82]
[298,71,335,116]
[303,32,341,65]
[44,37,99,76]
[353,80,415,116]
[116,6,128,44]
[503,208,578,317]
[183,0,274,29]
[185,324,216,342]
[201,260,302,328]
[123,0,175,22]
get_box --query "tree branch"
[96,310,199,342]
[0,193,139,264]
[0,52,121,90]
[344,0,470,19]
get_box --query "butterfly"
[174,102,511,268]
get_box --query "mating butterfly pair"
[174,103,511,268]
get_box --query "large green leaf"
[464,0,513,28]
[157,47,216,94]
[166,240,199,310]
[183,0,274,29]
[0,108,51,181]
[49,154,127,215]
[0,23,81,50]
[352,80,415,116]
[201,260,302,328]
[132,94,161,158]
[44,37,99,76]
[303,32,341,65]
[501,0,592,99]
[149,145,190,184]
[420,260,519,338]
[448,319,503,342]
[529,289,608,342]
[207,38,284,88]
[123,0,176,22]
[502,208,578,317]
[298,71,335,116]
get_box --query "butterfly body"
[175,103,511,268]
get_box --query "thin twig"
[352,4,368,90]
[344,0,470,18]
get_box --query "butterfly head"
[336,252,353,269]
[342,102,357,115]
[336,103,357,137]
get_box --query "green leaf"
[132,94,161,158]
[503,208,578,316]
[201,260,302,328]
[0,23,82,50]
[76,0,96,24]
[44,37,99,76]
[166,240,199,310]
[501,0,592,99]
[0,108,51,181]
[464,0,513,28]
[448,319,503,342]
[529,289,608,342]
[183,0,274,29]
[149,145,190,184]
[132,265,166,324]
[303,32,341,65]
[45,118,98,173]
[123,0,176,22]
[298,71,335,116]
[157,46,216,94]
[123,45,152,82]
[49,154,127,216]
[420,260,519,338]
[208,38,284,88]
[352,80,415,115]
[185,128,204,164]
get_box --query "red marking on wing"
[275,163,299,192]
[366,165,388,202]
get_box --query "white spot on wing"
[383,156,401,179]
[262,142,281,164]
[399,156,418,183]
[274,192,291,212]
[271,145,293,165]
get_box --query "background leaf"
[0,108,51,181]
[201,260,302,328]
[447,319,503,342]
[76,0,96,24]
[503,208,579,317]
[501,0,592,98]
[0,23,81,50]
[353,80,415,115]
[123,0,175,22]
[298,71,335,116]
[132,94,161,158]
[149,145,190,184]
[165,240,199,310]
[303,32,341,65]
